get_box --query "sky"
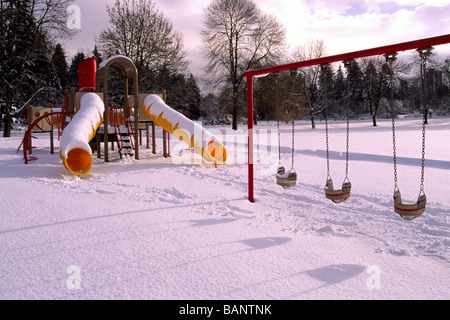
[64,0,450,82]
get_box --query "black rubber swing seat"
[324,178,351,204]
[393,189,426,221]
[277,169,297,189]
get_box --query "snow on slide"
[143,94,227,164]
[60,93,104,176]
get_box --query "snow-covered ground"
[0,117,449,300]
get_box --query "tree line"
[0,0,200,137]
[251,48,450,128]
[0,0,76,137]
[199,1,450,129]
[1,0,449,137]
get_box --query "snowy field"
[0,116,449,300]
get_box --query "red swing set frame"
[244,34,450,203]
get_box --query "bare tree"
[98,0,189,90]
[360,57,388,126]
[200,0,287,130]
[0,0,76,137]
[360,56,410,126]
[292,39,327,129]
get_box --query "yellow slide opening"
[60,93,104,176]
[61,148,93,176]
[206,140,227,164]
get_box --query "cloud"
[63,0,450,79]
[262,0,450,57]
[156,0,210,16]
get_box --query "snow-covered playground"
[1,116,449,300]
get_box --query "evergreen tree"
[344,60,364,115]
[0,0,75,137]
[333,65,345,116]
[185,74,202,120]
[362,60,378,123]
[67,52,86,89]
[0,1,38,135]
[30,47,62,106]
[318,63,334,117]
[92,45,103,64]
[52,43,69,90]
[165,73,186,114]
[163,73,201,120]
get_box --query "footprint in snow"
[317,225,351,238]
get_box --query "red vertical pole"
[247,75,255,203]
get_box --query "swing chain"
[291,70,297,169]
[320,64,331,178]
[385,53,399,189]
[325,116,330,177]
[345,93,350,179]
[325,114,331,178]
[418,47,432,194]
[420,116,426,193]
[291,109,295,169]
[392,116,398,188]
[274,73,281,163]
[343,61,354,180]
[387,49,430,196]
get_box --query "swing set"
[321,62,352,204]
[244,34,450,221]
[275,71,298,189]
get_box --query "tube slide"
[143,94,227,164]
[60,93,105,176]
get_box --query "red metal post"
[247,75,255,203]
